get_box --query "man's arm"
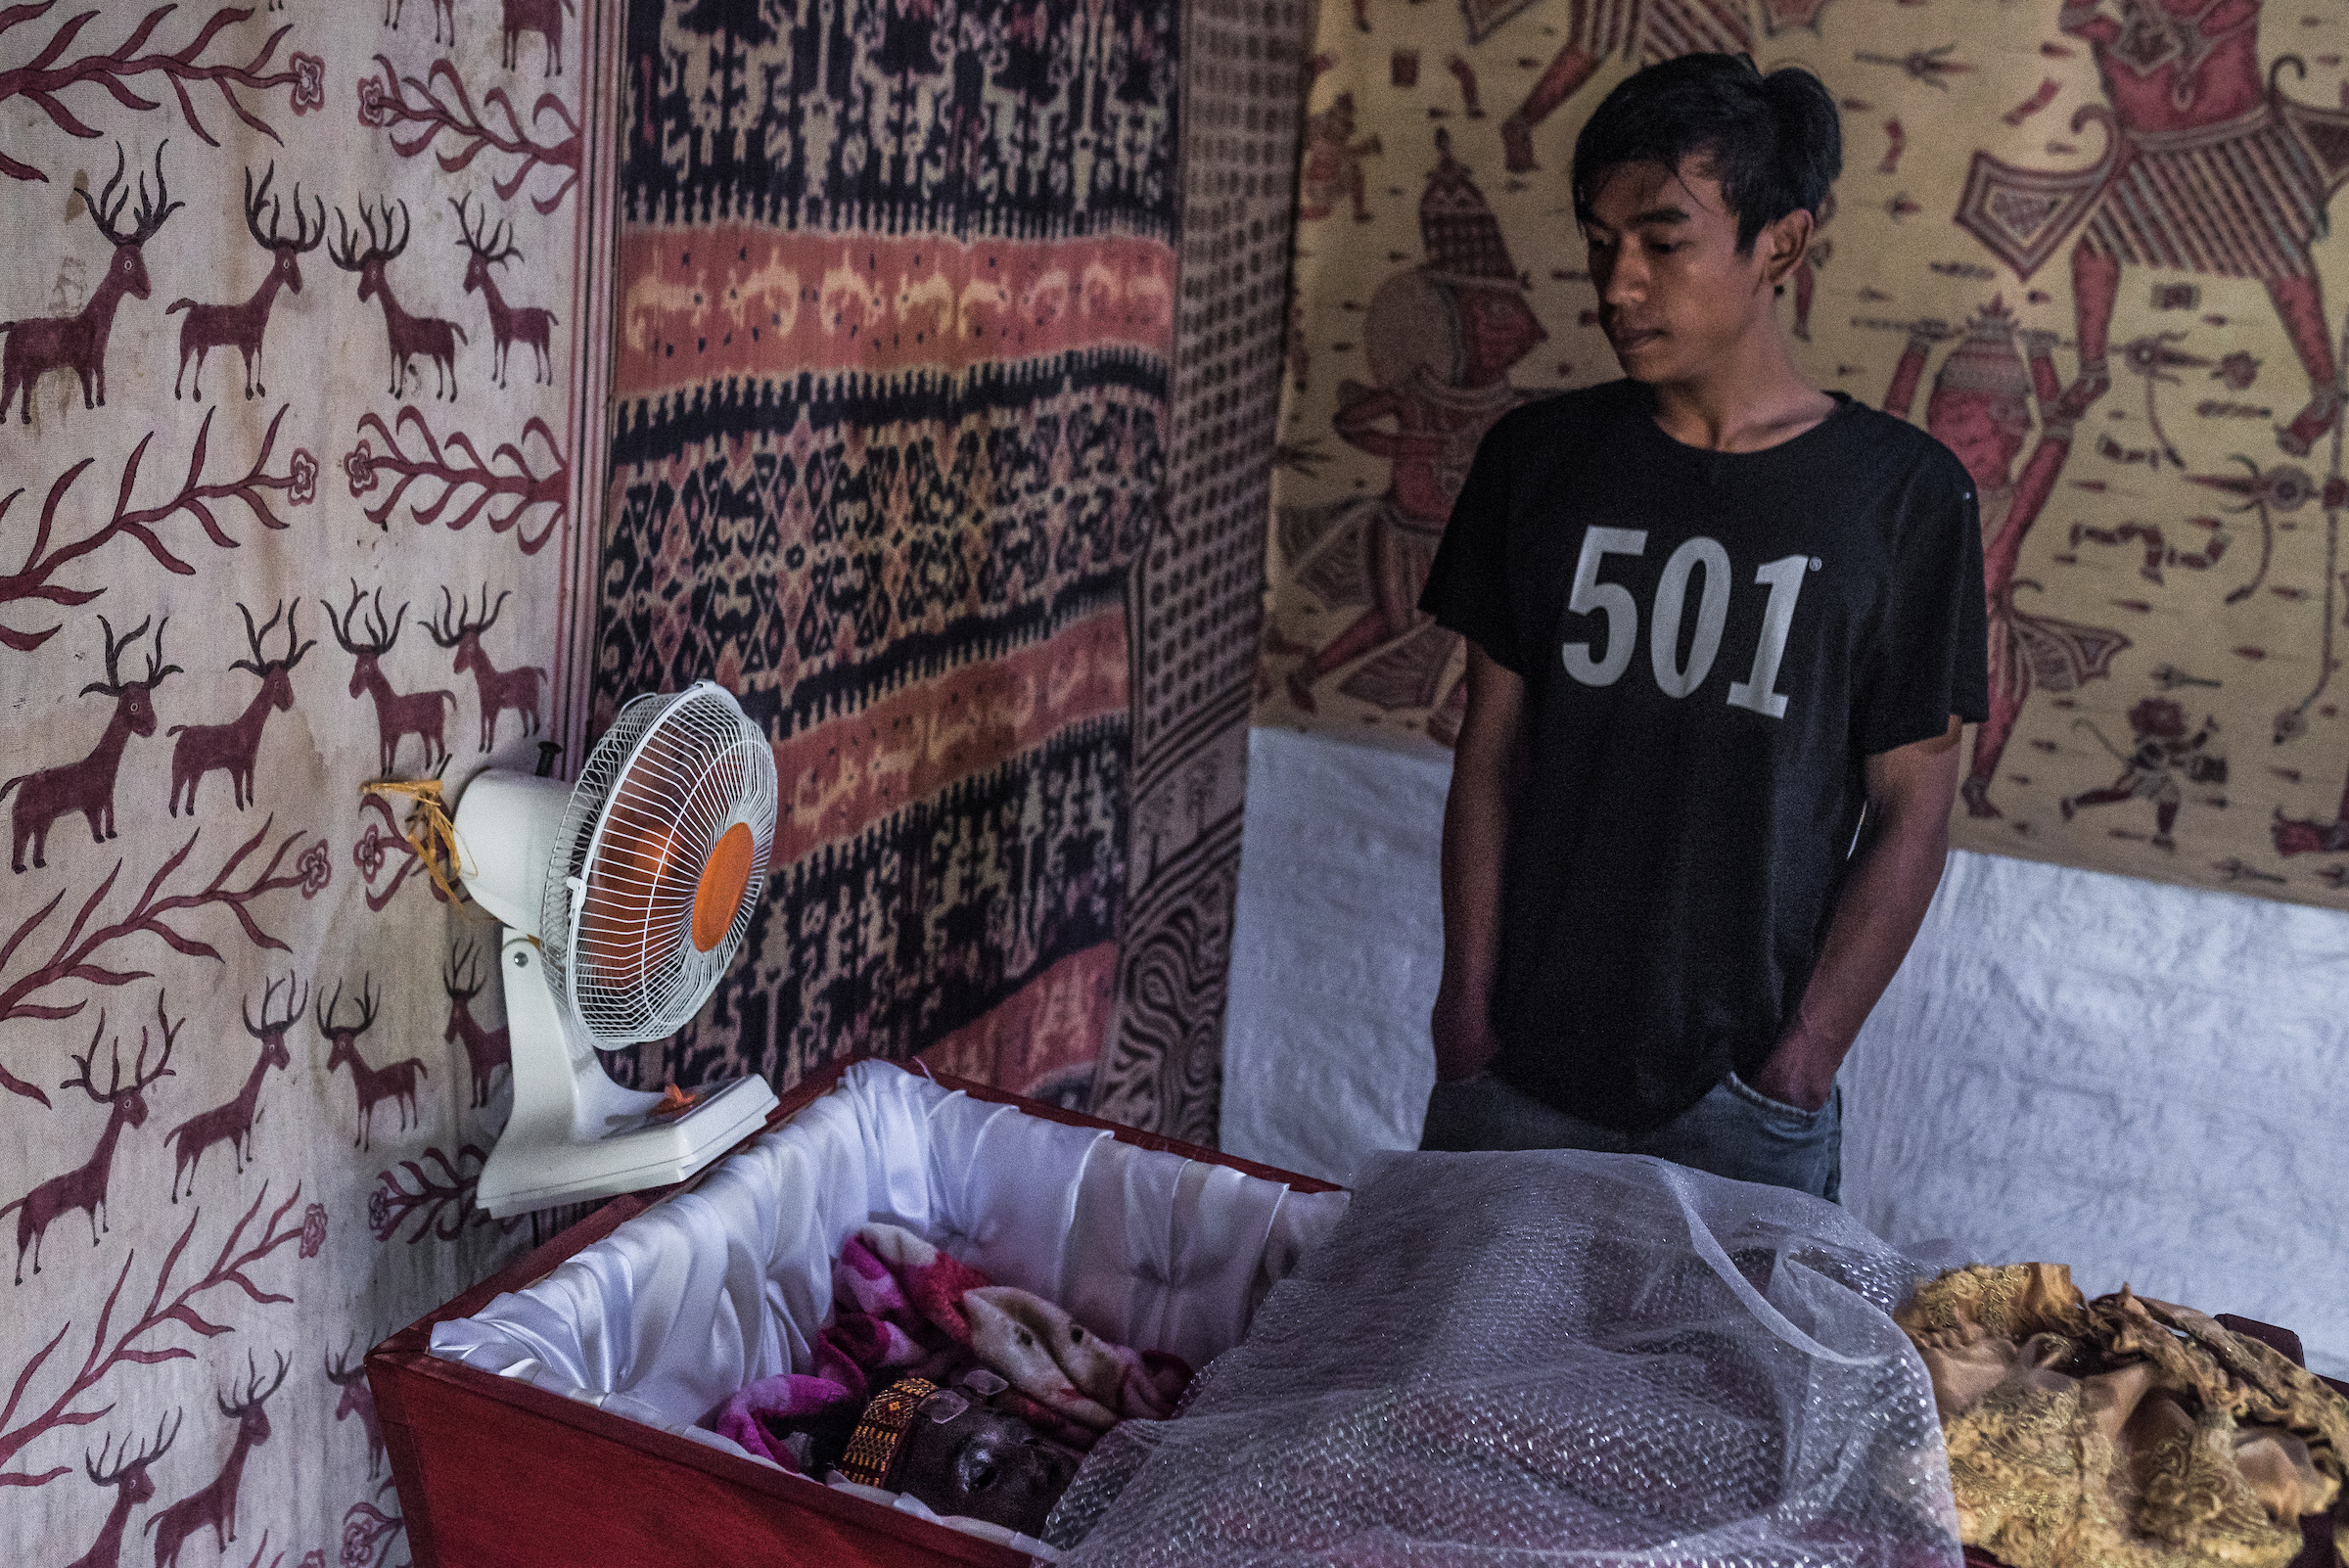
[1747,715,1964,1110]
[1430,641,1528,1082]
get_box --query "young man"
[1416,54,1989,1199]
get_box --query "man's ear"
[1757,207,1816,285]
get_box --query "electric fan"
[449,681,780,1218]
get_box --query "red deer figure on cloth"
[326,1338,388,1478]
[167,600,315,815]
[143,1351,289,1568]
[442,942,511,1107]
[0,143,182,423]
[426,584,547,750]
[0,998,179,1284]
[329,199,466,399]
[326,581,456,774]
[167,165,325,401]
[452,194,559,388]
[503,0,571,75]
[63,1411,181,1568]
[164,976,303,1202]
[320,976,429,1151]
[1,616,180,872]
[385,0,457,45]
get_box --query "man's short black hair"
[1571,54,1841,254]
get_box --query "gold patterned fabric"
[839,1376,939,1490]
[1898,1264,2349,1568]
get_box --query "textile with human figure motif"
[599,0,1177,1099]
[1263,0,2349,910]
[0,0,616,1560]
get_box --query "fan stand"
[475,929,778,1219]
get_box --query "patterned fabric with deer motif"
[0,1,616,1562]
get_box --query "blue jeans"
[1419,1068,1842,1201]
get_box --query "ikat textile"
[0,0,617,1560]
[1260,0,2349,910]
[598,0,1181,1102]
[1090,0,1312,1144]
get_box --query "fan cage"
[537,683,778,1045]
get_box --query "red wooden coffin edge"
[367,1056,1343,1568]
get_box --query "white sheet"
[431,1059,1350,1435]
[1221,725,2349,1377]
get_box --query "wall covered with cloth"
[0,0,619,1563]
[1258,0,2349,910]
[1091,0,1312,1141]
[598,0,1299,1137]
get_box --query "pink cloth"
[827,1225,1191,1450]
[713,1373,857,1472]
[713,1223,1194,1465]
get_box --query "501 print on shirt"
[1558,527,1819,718]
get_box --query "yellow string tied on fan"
[365,778,482,913]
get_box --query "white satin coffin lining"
[429,1059,1352,1441]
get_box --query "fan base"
[478,1074,777,1218]
[479,931,777,1219]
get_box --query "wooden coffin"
[367,1057,1341,1568]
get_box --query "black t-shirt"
[1420,380,1990,1131]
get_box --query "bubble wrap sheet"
[1046,1150,1962,1568]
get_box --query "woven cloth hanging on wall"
[1091,0,1314,1143]
[1259,0,2349,911]
[600,0,1183,1108]
[0,0,618,1556]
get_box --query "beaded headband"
[837,1377,938,1490]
